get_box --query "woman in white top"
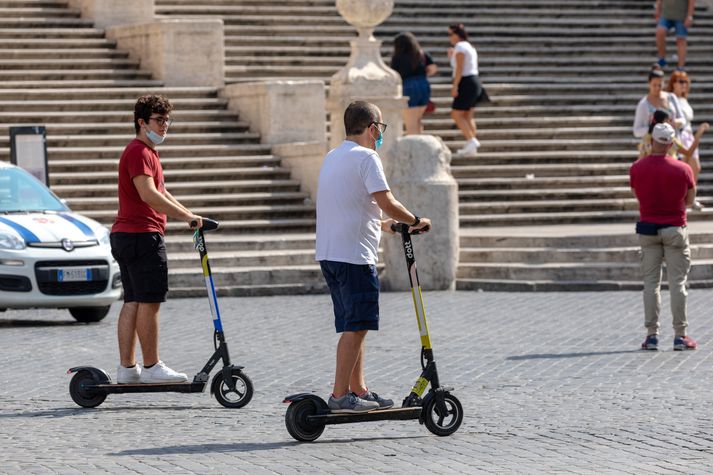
[633,65,684,139]
[447,23,484,156]
[667,70,707,209]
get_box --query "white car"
[0,162,121,322]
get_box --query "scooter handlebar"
[191,218,219,232]
[390,222,431,235]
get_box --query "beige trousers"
[639,226,691,337]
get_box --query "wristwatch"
[411,216,421,226]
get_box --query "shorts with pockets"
[320,260,380,333]
[110,232,168,303]
[658,18,688,38]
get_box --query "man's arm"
[686,185,697,206]
[655,0,661,20]
[133,175,202,228]
[372,190,431,231]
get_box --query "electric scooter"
[283,223,463,441]
[67,218,253,409]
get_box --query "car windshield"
[0,167,67,213]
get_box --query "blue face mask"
[146,128,166,145]
[373,129,383,150]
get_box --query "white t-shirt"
[450,41,478,77]
[315,140,390,265]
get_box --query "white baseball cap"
[652,122,675,144]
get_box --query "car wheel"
[69,306,111,323]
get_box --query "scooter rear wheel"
[69,370,106,408]
[285,399,325,442]
[211,369,253,408]
[424,392,463,436]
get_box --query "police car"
[0,162,121,322]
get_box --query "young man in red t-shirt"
[110,95,203,383]
[630,122,697,351]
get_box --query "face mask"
[373,128,383,150]
[146,128,166,145]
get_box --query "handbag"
[425,100,436,113]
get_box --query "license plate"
[58,268,91,282]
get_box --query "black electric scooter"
[283,223,463,441]
[67,218,253,409]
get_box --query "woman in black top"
[390,32,438,135]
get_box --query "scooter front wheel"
[69,370,106,408]
[423,392,463,436]
[211,369,253,408]
[285,399,325,442]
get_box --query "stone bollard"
[381,135,459,291]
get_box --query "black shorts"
[110,232,168,303]
[452,75,483,110]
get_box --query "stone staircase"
[154,0,713,290]
[155,0,713,225]
[0,0,324,297]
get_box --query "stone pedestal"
[220,80,327,200]
[106,19,224,88]
[327,0,406,157]
[68,0,154,28]
[381,135,459,291]
[220,81,326,145]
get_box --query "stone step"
[0,97,228,112]
[67,190,309,211]
[0,48,126,59]
[0,69,153,80]
[50,166,292,185]
[79,203,315,223]
[51,179,303,198]
[163,232,315,253]
[456,259,713,282]
[39,144,274,160]
[51,153,276,173]
[168,248,316,268]
[0,79,163,89]
[0,108,234,122]
[162,218,317,234]
[0,28,105,39]
[0,7,77,18]
[460,243,713,264]
[459,199,638,215]
[457,185,713,202]
[0,18,93,28]
[0,38,115,49]
[167,264,324,288]
[452,162,631,178]
[33,132,261,148]
[0,86,217,100]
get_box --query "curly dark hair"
[134,94,173,134]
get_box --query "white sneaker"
[457,139,479,156]
[139,361,189,383]
[116,364,141,384]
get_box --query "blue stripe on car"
[59,213,95,238]
[0,216,40,243]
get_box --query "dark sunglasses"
[370,121,387,133]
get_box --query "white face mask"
[145,128,166,145]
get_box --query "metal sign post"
[9,126,49,186]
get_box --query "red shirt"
[629,153,694,226]
[111,139,167,234]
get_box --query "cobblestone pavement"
[2,289,713,474]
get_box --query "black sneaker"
[358,390,394,409]
[327,392,379,413]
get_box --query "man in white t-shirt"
[316,101,432,413]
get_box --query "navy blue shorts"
[320,260,380,333]
[658,17,688,38]
[403,76,431,108]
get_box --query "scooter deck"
[309,406,422,425]
[90,381,206,394]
